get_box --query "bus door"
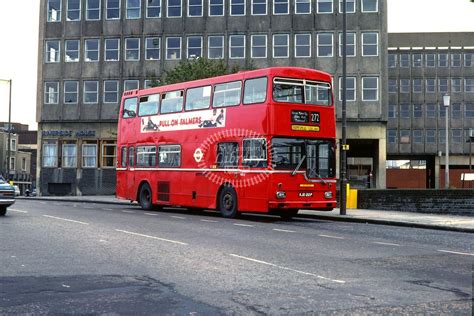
[127,146,136,199]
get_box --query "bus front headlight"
[276,191,286,199]
[324,191,333,199]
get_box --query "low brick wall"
[357,189,474,216]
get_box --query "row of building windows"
[44,32,379,63]
[388,78,474,94]
[388,103,474,120]
[387,129,473,145]
[42,140,117,168]
[47,0,379,22]
[388,52,474,68]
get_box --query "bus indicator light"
[299,184,314,188]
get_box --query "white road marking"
[437,249,474,256]
[234,223,254,227]
[230,254,345,284]
[200,219,218,223]
[9,209,28,213]
[40,202,46,204]
[62,284,70,288]
[115,229,188,246]
[99,239,108,243]
[372,241,401,247]
[171,216,186,219]
[83,206,94,209]
[43,215,89,225]
[145,212,158,216]
[318,234,345,240]
[273,228,296,233]
[102,208,114,211]
[11,256,16,258]
[122,210,135,213]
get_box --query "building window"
[413,130,423,144]
[452,103,462,119]
[426,103,436,118]
[45,40,60,63]
[230,0,245,15]
[65,40,80,62]
[413,79,423,93]
[64,81,79,104]
[86,0,101,20]
[465,53,474,67]
[388,79,397,93]
[426,78,436,93]
[388,104,397,118]
[273,34,289,58]
[388,53,396,68]
[451,53,461,67]
[102,142,117,167]
[67,0,81,21]
[412,53,422,67]
[105,38,120,61]
[251,35,267,58]
[399,53,410,68]
[273,0,289,14]
[188,0,203,16]
[209,0,224,16]
[425,53,436,67]
[339,0,355,13]
[438,103,446,118]
[84,81,99,104]
[439,130,446,144]
[400,79,410,94]
[125,38,140,61]
[252,0,267,15]
[439,79,448,94]
[413,104,423,118]
[44,82,59,104]
[104,80,119,103]
[21,157,27,171]
[338,77,356,101]
[145,37,161,60]
[452,129,462,144]
[187,36,203,58]
[361,0,377,12]
[362,77,378,101]
[400,130,410,144]
[10,139,17,152]
[166,37,182,60]
[126,0,141,18]
[465,103,474,118]
[106,0,121,19]
[82,144,97,168]
[47,0,61,22]
[438,53,448,67]
[124,80,139,91]
[147,0,161,17]
[229,35,245,59]
[43,142,58,167]
[158,145,181,167]
[400,104,409,118]
[362,32,378,56]
[317,0,332,13]
[85,39,100,62]
[387,130,397,144]
[62,143,77,168]
[168,0,182,17]
[295,34,311,57]
[452,78,462,93]
[426,130,436,144]
[208,36,224,59]
[339,32,355,57]
[295,0,310,14]
[317,33,333,57]
[465,79,474,93]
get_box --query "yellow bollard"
[346,184,358,209]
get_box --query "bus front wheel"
[218,186,238,218]
[139,183,153,211]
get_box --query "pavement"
[16,195,474,233]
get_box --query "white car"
[13,185,20,196]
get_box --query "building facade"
[387,33,474,188]
[37,0,387,195]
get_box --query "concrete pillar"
[434,155,440,189]
[376,139,387,189]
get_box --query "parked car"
[0,179,15,216]
[13,185,20,196]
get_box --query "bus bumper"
[269,200,336,211]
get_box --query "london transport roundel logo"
[194,148,203,163]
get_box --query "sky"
[0,0,474,130]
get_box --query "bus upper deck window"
[138,94,160,116]
[243,77,267,105]
[161,90,184,114]
[123,97,138,118]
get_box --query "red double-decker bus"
[116,67,336,219]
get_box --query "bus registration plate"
[299,192,313,197]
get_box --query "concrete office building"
[387,33,474,188]
[37,0,387,195]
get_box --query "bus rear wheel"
[139,183,153,211]
[218,186,238,218]
[0,206,6,216]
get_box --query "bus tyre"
[218,186,238,218]
[0,206,6,216]
[139,183,153,211]
[280,209,298,220]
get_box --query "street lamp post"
[443,94,450,189]
[0,79,12,181]
[339,0,347,215]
